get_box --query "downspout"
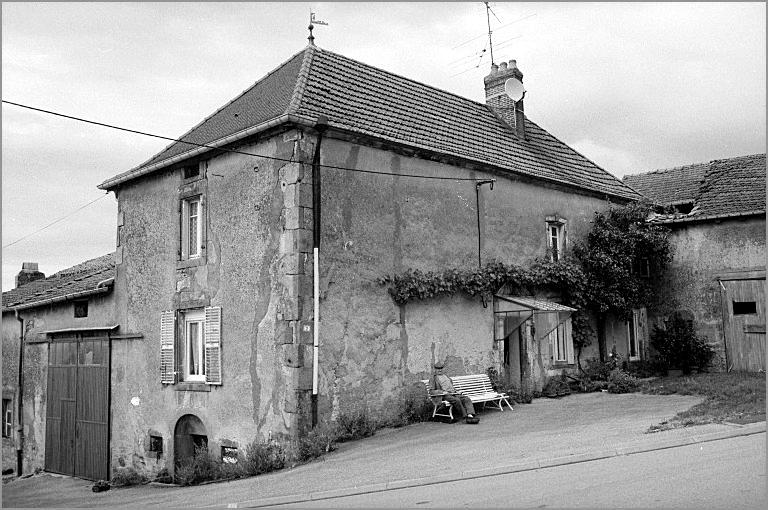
[475,179,495,308]
[14,310,24,477]
[311,115,329,427]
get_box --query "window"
[545,218,566,262]
[633,258,650,278]
[74,300,88,318]
[2,399,11,438]
[160,307,222,385]
[149,435,163,454]
[547,316,574,365]
[733,301,757,315]
[181,196,203,260]
[221,446,238,464]
[627,310,641,361]
[183,164,200,180]
[184,309,206,382]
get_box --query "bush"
[295,422,337,461]
[607,368,639,393]
[110,467,147,487]
[174,446,222,486]
[624,359,667,378]
[581,357,612,381]
[651,314,715,374]
[242,440,286,475]
[153,468,173,484]
[542,374,571,398]
[390,384,433,427]
[335,404,378,442]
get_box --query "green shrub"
[153,468,173,484]
[607,368,639,393]
[542,374,571,398]
[624,359,667,378]
[651,314,715,374]
[110,467,148,487]
[582,357,612,381]
[390,383,433,427]
[335,404,378,441]
[174,446,221,486]
[296,422,337,461]
[242,440,286,475]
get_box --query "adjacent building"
[624,154,766,371]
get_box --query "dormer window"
[545,216,567,262]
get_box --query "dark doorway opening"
[174,414,208,470]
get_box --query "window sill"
[551,362,575,368]
[174,382,211,392]
[177,257,206,270]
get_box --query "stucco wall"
[653,216,766,369]
[2,312,20,471]
[315,138,617,414]
[111,130,312,476]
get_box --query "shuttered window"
[160,311,176,384]
[204,306,222,385]
[160,307,222,385]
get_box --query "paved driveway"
[3,392,759,508]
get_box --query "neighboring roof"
[100,45,640,201]
[2,253,115,311]
[623,163,707,206]
[635,154,766,224]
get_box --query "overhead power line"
[2,100,491,182]
[2,193,110,249]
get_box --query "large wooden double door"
[44,333,110,480]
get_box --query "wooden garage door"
[721,279,766,372]
[45,334,110,480]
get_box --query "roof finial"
[308,10,327,46]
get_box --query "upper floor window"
[160,307,222,386]
[74,300,88,318]
[181,196,202,260]
[545,217,567,262]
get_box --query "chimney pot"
[22,262,39,271]
[483,57,526,141]
[499,61,508,71]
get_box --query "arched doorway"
[173,414,208,468]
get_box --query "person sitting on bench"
[429,361,479,424]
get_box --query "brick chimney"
[484,59,526,140]
[15,262,45,288]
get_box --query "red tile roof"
[2,253,115,311]
[623,163,707,206]
[632,154,765,223]
[100,45,639,201]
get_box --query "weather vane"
[308,10,328,45]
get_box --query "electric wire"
[451,12,536,49]
[2,100,491,182]
[2,193,110,249]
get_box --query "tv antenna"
[308,10,328,45]
[484,2,501,65]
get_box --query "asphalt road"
[277,434,767,508]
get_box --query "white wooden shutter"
[204,306,222,385]
[160,311,176,384]
[565,317,575,365]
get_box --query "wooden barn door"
[721,279,766,372]
[45,333,110,480]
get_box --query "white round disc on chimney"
[504,78,525,102]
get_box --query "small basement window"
[149,435,163,454]
[74,300,88,318]
[733,301,757,315]
[221,446,238,464]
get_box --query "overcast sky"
[2,2,765,291]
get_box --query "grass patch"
[642,372,765,431]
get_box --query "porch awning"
[494,296,576,313]
[44,325,119,335]
[493,296,576,341]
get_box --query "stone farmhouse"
[624,154,766,372]
[3,42,648,480]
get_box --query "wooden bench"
[450,374,514,412]
[421,379,454,420]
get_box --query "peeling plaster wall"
[316,138,616,416]
[2,312,20,471]
[652,216,766,369]
[111,130,312,476]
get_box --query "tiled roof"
[639,154,766,223]
[623,163,707,206]
[691,154,766,218]
[100,45,639,201]
[2,253,115,311]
